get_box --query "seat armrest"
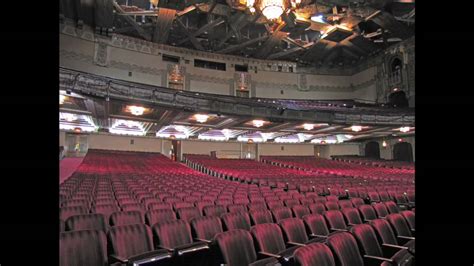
[195,238,213,244]
[259,251,281,259]
[397,235,415,240]
[175,242,209,256]
[330,228,348,232]
[109,254,128,264]
[157,245,174,252]
[287,241,306,247]
[310,233,328,238]
[127,250,172,265]
[363,254,393,262]
[382,243,408,250]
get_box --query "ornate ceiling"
[60,0,414,67]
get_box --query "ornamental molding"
[188,73,231,84]
[108,60,167,76]
[60,49,94,64]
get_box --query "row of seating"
[60,150,415,265]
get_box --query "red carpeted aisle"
[60,157,83,184]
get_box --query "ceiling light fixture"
[303,123,314,130]
[399,126,410,133]
[194,114,209,123]
[128,106,146,116]
[62,113,77,122]
[60,95,66,105]
[351,125,362,132]
[382,140,387,147]
[260,0,285,20]
[252,119,265,128]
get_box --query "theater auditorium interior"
[59,0,416,265]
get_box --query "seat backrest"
[338,200,353,209]
[386,213,412,237]
[368,192,380,202]
[145,209,177,226]
[284,199,301,208]
[384,201,400,214]
[249,209,274,225]
[369,219,398,245]
[62,199,90,208]
[358,205,377,221]
[302,214,330,237]
[191,216,223,241]
[292,205,311,219]
[379,191,390,202]
[196,201,215,214]
[279,217,309,244]
[250,223,287,255]
[267,200,284,210]
[65,214,107,231]
[177,206,202,223]
[308,203,326,215]
[324,210,347,230]
[92,204,120,221]
[215,229,257,266]
[350,198,365,208]
[326,195,339,202]
[109,211,144,226]
[349,224,384,257]
[341,208,363,225]
[173,202,194,210]
[60,229,108,266]
[327,232,364,266]
[60,206,88,221]
[227,204,247,213]
[373,203,389,218]
[294,243,336,266]
[325,201,340,211]
[203,205,227,217]
[221,212,251,231]
[152,219,193,249]
[148,202,172,211]
[247,202,267,211]
[272,206,293,222]
[107,224,154,258]
[400,210,415,231]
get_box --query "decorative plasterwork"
[94,38,109,67]
[189,73,231,84]
[60,49,94,64]
[108,60,167,76]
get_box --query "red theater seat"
[292,205,311,219]
[272,207,293,222]
[109,211,144,226]
[324,210,348,232]
[302,214,330,238]
[177,206,202,223]
[373,203,389,218]
[60,230,108,266]
[203,205,227,217]
[215,229,279,266]
[221,212,251,231]
[400,210,415,231]
[108,224,171,265]
[279,218,319,245]
[65,213,107,232]
[294,243,336,266]
[327,232,364,266]
[308,203,326,215]
[250,223,299,262]
[60,206,88,221]
[191,216,223,242]
[250,209,274,225]
[358,205,377,222]
[341,208,363,226]
[145,209,177,226]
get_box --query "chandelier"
[351,125,362,132]
[252,119,265,128]
[303,123,314,130]
[399,126,410,133]
[260,0,286,20]
[194,114,209,123]
[128,105,146,116]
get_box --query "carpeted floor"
[60,157,84,184]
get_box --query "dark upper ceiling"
[60,0,414,67]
